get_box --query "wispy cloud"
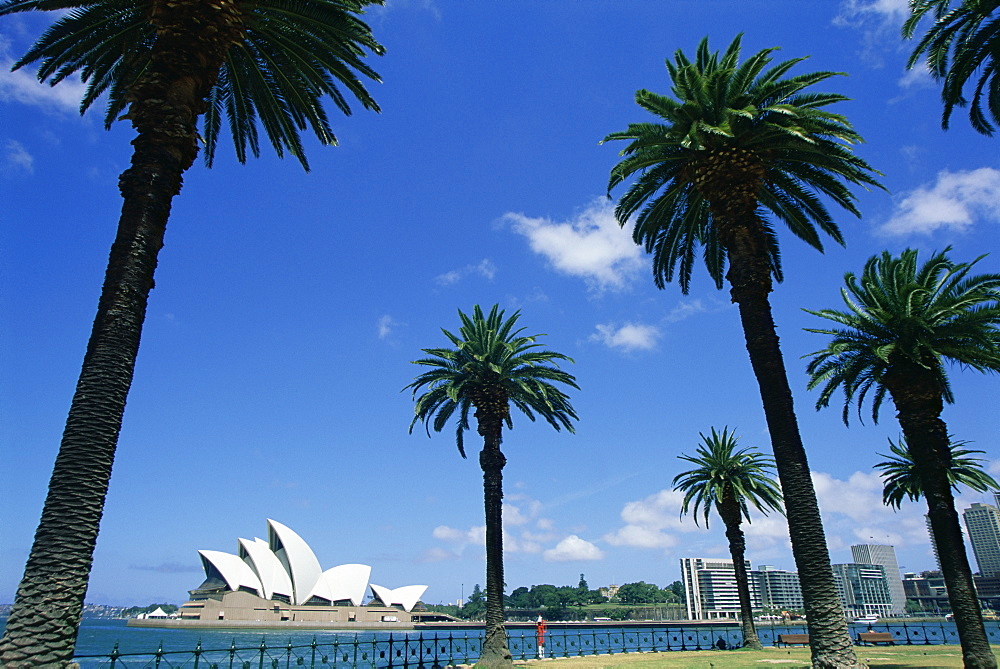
[879,168,1000,235]
[3,139,33,174]
[130,562,202,573]
[543,535,604,562]
[377,314,400,340]
[667,299,725,323]
[435,258,496,286]
[416,547,460,563]
[372,0,441,21]
[504,198,644,292]
[833,0,910,68]
[590,322,660,353]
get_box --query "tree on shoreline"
[806,248,1000,669]
[0,2,383,665]
[407,305,578,668]
[603,34,882,667]
[673,427,783,650]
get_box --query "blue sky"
[2,0,998,608]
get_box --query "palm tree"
[672,427,784,650]
[406,305,578,668]
[0,2,383,665]
[602,34,882,667]
[805,248,1000,669]
[876,435,999,509]
[903,0,1000,134]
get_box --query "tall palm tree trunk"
[477,413,513,668]
[724,221,859,668]
[886,363,996,669]
[720,499,762,650]
[0,3,242,665]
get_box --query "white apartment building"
[680,557,757,620]
[851,544,906,615]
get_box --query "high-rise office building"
[831,563,893,618]
[680,557,756,620]
[963,502,1000,577]
[851,544,906,615]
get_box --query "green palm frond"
[0,0,384,170]
[405,305,579,458]
[671,426,784,529]
[904,0,1000,134]
[875,434,1000,509]
[805,247,1000,424]
[602,34,882,293]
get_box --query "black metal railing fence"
[72,620,1000,668]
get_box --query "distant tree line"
[431,575,686,622]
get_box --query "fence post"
[193,639,203,669]
[108,641,121,668]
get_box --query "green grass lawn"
[507,644,995,668]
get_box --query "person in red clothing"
[536,616,547,658]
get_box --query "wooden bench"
[776,634,810,646]
[857,631,895,645]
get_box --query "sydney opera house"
[146,519,431,627]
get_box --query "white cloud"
[835,0,909,24]
[812,470,932,551]
[603,489,695,550]
[0,50,87,114]
[3,139,33,174]
[590,322,660,352]
[504,198,644,292]
[435,258,496,285]
[432,524,485,546]
[377,314,399,340]
[879,168,1000,235]
[503,500,541,527]
[543,535,604,562]
[898,63,934,89]
[417,547,459,563]
[603,524,676,550]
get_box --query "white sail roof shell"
[195,520,427,609]
[307,564,372,606]
[239,537,293,601]
[370,584,428,612]
[199,550,263,596]
[267,519,322,605]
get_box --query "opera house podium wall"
[128,519,431,630]
[128,591,420,629]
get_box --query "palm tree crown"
[805,247,1000,424]
[0,0,384,169]
[672,426,784,528]
[904,0,1000,134]
[406,304,579,456]
[876,435,1000,509]
[602,34,882,293]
